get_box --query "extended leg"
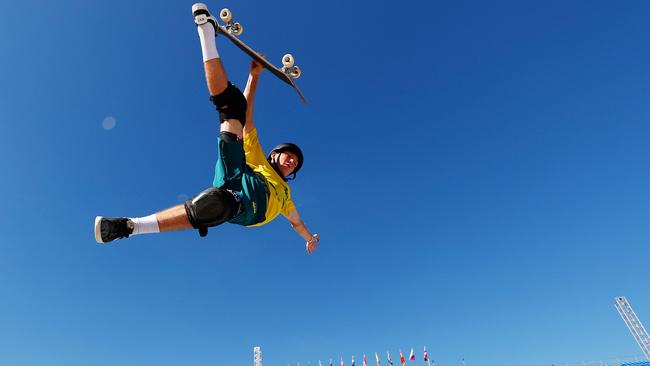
[94,188,241,243]
[94,206,191,244]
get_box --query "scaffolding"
[615,297,650,360]
[254,346,262,366]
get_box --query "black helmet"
[267,143,304,181]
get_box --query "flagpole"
[424,346,431,366]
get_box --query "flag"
[399,351,406,365]
[409,349,415,361]
[352,356,355,366]
[387,351,394,366]
[375,352,380,366]
[423,347,429,362]
[363,354,367,366]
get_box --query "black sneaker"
[94,216,134,244]
[192,3,218,30]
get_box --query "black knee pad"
[209,82,247,126]
[184,187,240,236]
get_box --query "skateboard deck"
[215,15,307,104]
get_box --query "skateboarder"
[94,3,320,254]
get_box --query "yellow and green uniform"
[212,128,294,227]
[242,128,295,226]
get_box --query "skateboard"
[215,8,307,104]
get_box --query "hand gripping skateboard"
[215,8,307,104]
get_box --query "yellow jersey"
[243,128,296,227]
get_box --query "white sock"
[129,214,160,236]
[197,23,219,62]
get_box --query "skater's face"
[274,151,299,178]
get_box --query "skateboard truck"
[219,8,302,80]
[281,54,302,78]
[219,8,243,36]
[214,7,307,103]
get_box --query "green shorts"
[212,132,268,226]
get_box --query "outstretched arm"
[243,57,264,135]
[285,209,320,254]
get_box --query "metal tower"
[615,296,650,360]
[254,346,263,366]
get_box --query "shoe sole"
[192,3,208,16]
[94,216,105,243]
[192,3,216,28]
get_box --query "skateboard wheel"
[282,54,295,68]
[219,8,232,23]
[232,22,244,35]
[289,65,301,79]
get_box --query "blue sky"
[1,0,649,365]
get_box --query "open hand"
[306,234,320,254]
